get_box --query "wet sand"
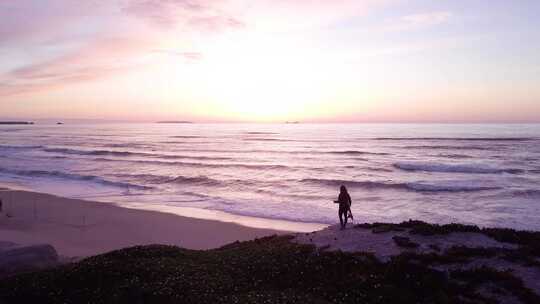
[0,188,286,258]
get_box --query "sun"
[157,32,357,122]
[194,37,334,122]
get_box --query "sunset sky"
[1,0,539,123]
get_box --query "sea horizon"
[2,120,540,125]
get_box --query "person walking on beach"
[334,185,352,230]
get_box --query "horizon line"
[2,119,540,125]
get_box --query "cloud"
[401,11,452,28]
[154,50,204,62]
[0,0,387,96]
[0,37,149,96]
[188,15,245,32]
[379,11,453,32]
[0,1,114,46]
[240,0,385,31]
[123,0,245,32]
[0,0,232,96]
[125,0,382,32]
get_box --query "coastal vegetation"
[1,221,539,304]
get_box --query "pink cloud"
[0,1,114,45]
[0,0,385,96]
[402,12,452,27]
[154,50,204,62]
[387,11,453,32]
[0,37,150,96]
[0,0,236,96]
[188,15,245,32]
[123,0,206,26]
[239,0,385,31]
[123,0,245,32]
[181,52,203,61]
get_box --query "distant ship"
[56,122,64,125]
[285,121,300,124]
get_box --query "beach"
[0,187,285,258]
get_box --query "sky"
[1,0,539,123]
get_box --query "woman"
[334,185,352,230]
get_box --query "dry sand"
[0,188,286,258]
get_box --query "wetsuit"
[337,192,351,228]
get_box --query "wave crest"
[44,147,136,157]
[394,162,523,174]
[326,150,390,156]
[0,167,151,190]
[376,137,535,141]
[302,178,501,192]
[0,144,43,150]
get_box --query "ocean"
[1,123,539,230]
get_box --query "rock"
[392,236,419,248]
[372,225,393,234]
[0,241,17,249]
[0,243,59,277]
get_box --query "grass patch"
[392,246,499,266]
[451,267,540,304]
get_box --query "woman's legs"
[338,207,347,229]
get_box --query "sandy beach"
[0,188,286,258]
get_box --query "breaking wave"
[394,162,523,174]
[326,150,390,156]
[405,182,501,192]
[0,144,44,150]
[375,137,535,141]
[93,157,289,170]
[169,135,202,139]
[41,147,234,161]
[116,174,224,187]
[402,145,495,151]
[43,147,138,157]
[0,167,151,190]
[301,178,403,189]
[510,190,540,198]
[301,178,501,192]
[242,138,293,142]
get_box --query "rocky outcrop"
[0,121,34,125]
[0,242,59,278]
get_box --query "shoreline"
[0,188,292,258]
[0,181,326,233]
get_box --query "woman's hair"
[340,185,347,193]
